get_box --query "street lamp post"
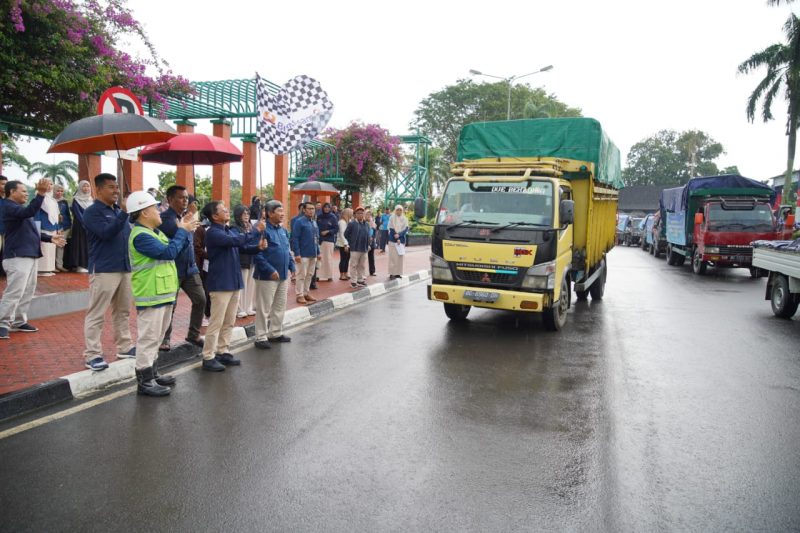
[469,65,554,120]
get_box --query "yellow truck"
[419,118,621,330]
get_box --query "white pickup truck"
[752,239,800,318]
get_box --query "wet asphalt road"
[0,246,798,532]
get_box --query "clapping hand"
[178,214,199,232]
[258,236,268,250]
[35,178,51,195]
[255,219,266,232]
[52,231,67,248]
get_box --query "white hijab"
[389,205,408,232]
[42,189,60,226]
[73,180,94,209]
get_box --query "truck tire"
[575,289,589,301]
[653,242,662,258]
[444,303,470,321]
[589,259,607,300]
[666,245,678,266]
[770,275,798,318]
[692,249,707,275]
[543,277,569,331]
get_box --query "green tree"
[323,122,404,191]
[1,1,192,138]
[27,159,78,189]
[738,12,800,208]
[721,165,741,174]
[412,79,581,163]
[1,135,30,172]
[622,130,725,186]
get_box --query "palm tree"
[738,13,800,208]
[27,160,78,190]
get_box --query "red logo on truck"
[514,248,533,256]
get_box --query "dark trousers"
[368,248,376,275]
[163,273,207,343]
[337,246,350,275]
[200,270,211,317]
[379,230,389,252]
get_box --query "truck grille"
[457,270,517,285]
[717,246,752,256]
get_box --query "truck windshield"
[437,180,553,227]
[707,203,774,232]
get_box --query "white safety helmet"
[126,190,159,214]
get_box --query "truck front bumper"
[702,254,752,267]
[428,284,549,313]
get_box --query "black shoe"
[185,336,205,348]
[267,335,291,343]
[136,367,171,397]
[202,358,226,372]
[215,353,241,366]
[254,340,272,350]
[153,364,176,386]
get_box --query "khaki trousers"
[349,251,367,282]
[135,305,173,370]
[0,257,37,329]
[202,291,239,360]
[319,241,335,280]
[254,279,288,340]
[295,257,317,296]
[83,272,133,362]
[388,243,405,276]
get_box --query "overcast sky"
[6,0,799,189]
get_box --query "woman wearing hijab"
[233,204,257,317]
[387,205,409,280]
[336,207,353,280]
[65,180,93,272]
[34,181,60,276]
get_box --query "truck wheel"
[770,275,799,318]
[575,289,589,301]
[666,245,678,265]
[653,243,661,258]
[692,249,707,275]
[590,259,607,300]
[749,267,760,279]
[543,277,569,331]
[444,303,470,321]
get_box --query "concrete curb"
[0,269,430,421]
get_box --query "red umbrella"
[140,133,243,197]
[139,133,242,165]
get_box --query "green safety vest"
[128,225,179,308]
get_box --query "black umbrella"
[47,113,178,154]
[291,180,340,197]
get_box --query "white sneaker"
[76,267,89,273]
[202,317,210,327]
[236,312,248,318]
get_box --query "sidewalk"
[0,247,430,398]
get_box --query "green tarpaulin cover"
[457,118,623,189]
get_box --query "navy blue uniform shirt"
[83,199,131,273]
[158,207,199,279]
[1,195,52,259]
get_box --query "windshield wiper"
[444,219,499,231]
[491,221,550,233]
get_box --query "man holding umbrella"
[82,173,135,371]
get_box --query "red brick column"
[274,154,289,227]
[211,119,231,206]
[351,191,361,208]
[241,137,257,211]
[78,154,102,193]
[120,159,143,194]
[174,120,196,195]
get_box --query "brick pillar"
[78,154,102,194]
[351,191,361,208]
[241,136,258,211]
[274,154,290,227]
[211,119,231,206]
[174,120,196,195]
[120,159,143,194]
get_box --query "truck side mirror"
[560,199,574,226]
[694,212,704,226]
[414,197,426,219]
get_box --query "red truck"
[660,175,791,276]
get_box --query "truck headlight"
[430,254,453,281]
[522,260,556,289]
[704,247,719,254]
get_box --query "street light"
[469,65,554,120]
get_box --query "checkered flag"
[256,73,334,154]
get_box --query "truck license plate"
[464,290,499,303]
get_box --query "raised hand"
[179,214,200,232]
[258,236,268,250]
[255,219,266,232]
[35,178,51,195]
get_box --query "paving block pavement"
[0,247,431,420]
